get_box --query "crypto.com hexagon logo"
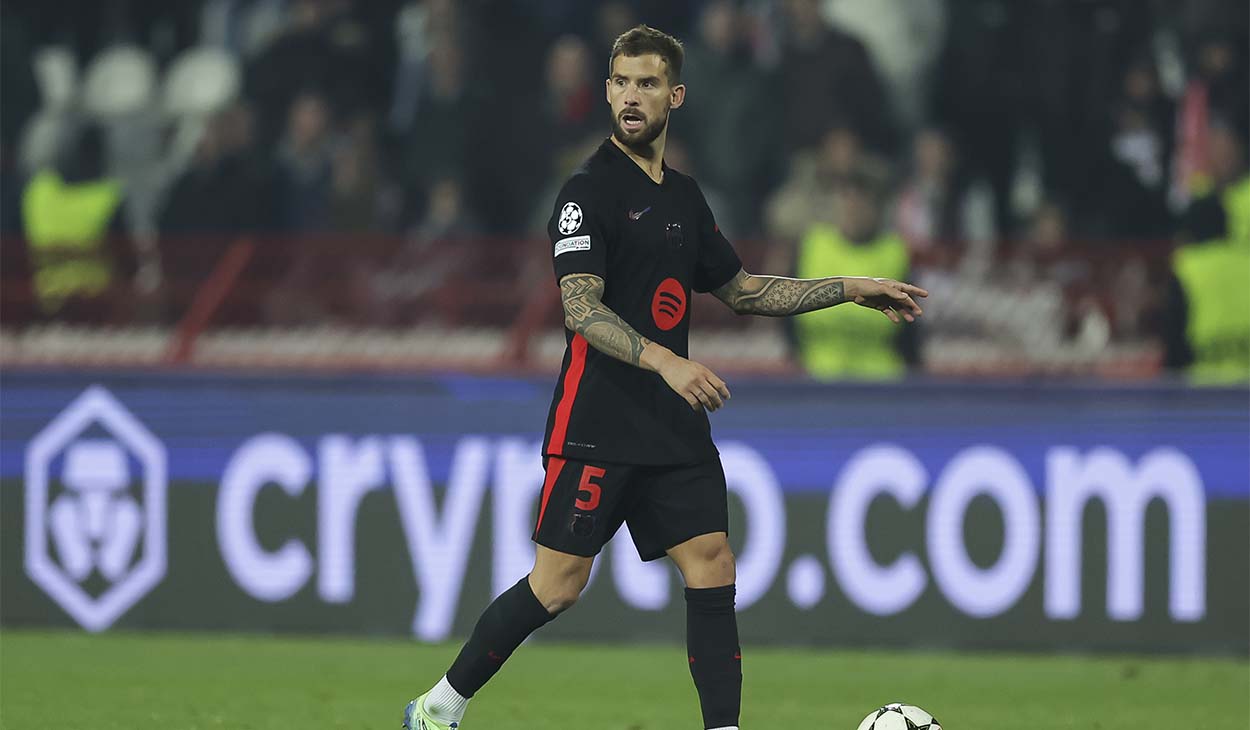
[25,386,167,631]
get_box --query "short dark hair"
[609,25,684,86]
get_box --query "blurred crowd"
[1,0,1247,377]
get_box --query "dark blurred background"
[1,0,1247,380]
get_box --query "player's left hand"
[845,278,928,323]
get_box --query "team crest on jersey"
[665,222,684,248]
[558,202,583,234]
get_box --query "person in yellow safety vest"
[1164,110,1250,384]
[793,166,919,379]
[20,126,128,318]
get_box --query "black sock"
[685,584,742,729]
[445,576,556,698]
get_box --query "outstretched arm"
[712,269,927,323]
[559,273,731,411]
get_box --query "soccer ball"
[855,703,941,730]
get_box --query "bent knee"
[529,560,592,614]
[687,542,736,587]
[532,576,586,614]
[542,586,582,614]
[708,544,736,583]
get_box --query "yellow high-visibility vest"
[794,224,910,380]
[1173,240,1250,384]
[21,169,123,312]
[1222,174,1249,250]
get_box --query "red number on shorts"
[576,466,605,511]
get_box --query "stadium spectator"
[20,124,135,322]
[1176,107,1250,246]
[245,0,391,147]
[765,125,881,240]
[1027,2,1157,230]
[1170,30,1249,209]
[460,30,602,236]
[388,0,465,135]
[1024,201,1069,256]
[821,0,947,132]
[774,0,897,157]
[1087,55,1175,240]
[410,176,480,243]
[159,103,281,235]
[791,165,919,379]
[398,40,478,213]
[276,90,335,231]
[1164,108,1250,381]
[263,97,397,325]
[542,36,602,160]
[1008,199,1093,305]
[325,118,401,234]
[894,127,994,255]
[157,103,285,325]
[929,0,1028,237]
[1206,113,1250,247]
[673,0,778,235]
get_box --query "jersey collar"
[602,138,670,187]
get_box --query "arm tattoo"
[559,274,653,366]
[713,270,847,316]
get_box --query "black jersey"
[542,139,742,465]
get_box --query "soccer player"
[404,25,927,730]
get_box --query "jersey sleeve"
[549,175,609,282]
[691,182,743,293]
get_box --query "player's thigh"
[625,459,730,563]
[533,456,638,559]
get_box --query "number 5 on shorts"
[576,466,605,511]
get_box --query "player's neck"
[610,132,666,184]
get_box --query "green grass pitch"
[1,629,1246,729]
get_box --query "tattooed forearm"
[559,273,653,366]
[713,270,847,316]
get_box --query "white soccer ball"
[855,703,942,730]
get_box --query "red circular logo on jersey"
[651,278,687,331]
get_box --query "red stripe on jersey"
[535,457,567,534]
[546,333,588,455]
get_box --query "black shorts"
[532,456,729,561]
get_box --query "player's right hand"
[657,354,731,411]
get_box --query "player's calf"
[685,583,742,730]
[409,550,593,727]
[670,534,742,730]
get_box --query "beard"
[611,107,669,149]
